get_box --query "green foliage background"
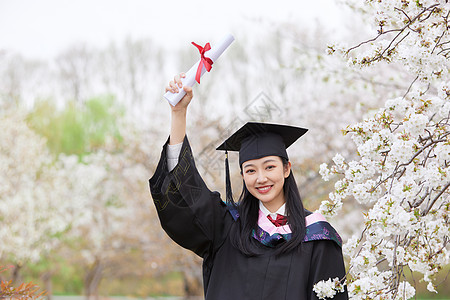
[26,96,124,157]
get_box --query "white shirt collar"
[259,201,286,219]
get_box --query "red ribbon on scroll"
[192,42,214,84]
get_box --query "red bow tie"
[267,214,287,227]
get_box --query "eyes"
[244,165,276,174]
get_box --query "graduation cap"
[216,122,308,203]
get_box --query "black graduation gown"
[149,137,348,300]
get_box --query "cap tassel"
[225,150,234,205]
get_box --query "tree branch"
[403,75,419,98]
[422,181,450,215]
[346,4,441,61]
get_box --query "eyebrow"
[242,159,278,169]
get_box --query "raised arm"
[165,73,193,145]
[151,76,230,258]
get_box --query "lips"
[256,185,273,194]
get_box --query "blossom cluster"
[313,277,346,300]
[337,0,450,83]
[317,92,449,299]
[0,109,68,262]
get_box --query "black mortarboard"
[216,122,308,204]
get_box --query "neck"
[262,200,285,214]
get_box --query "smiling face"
[241,156,291,213]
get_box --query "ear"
[284,161,292,178]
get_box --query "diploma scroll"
[164,33,235,106]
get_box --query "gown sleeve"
[149,136,231,258]
[308,240,349,300]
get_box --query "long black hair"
[229,157,306,256]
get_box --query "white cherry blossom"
[315,1,450,299]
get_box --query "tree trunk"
[84,258,104,300]
[182,267,202,297]
[41,271,53,300]
[181,254,203,298]
[183,273,202,299]
[11,263,22,284]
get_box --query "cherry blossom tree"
[56,149,144,300]
[0,107,72,282]
[315,1,450,299]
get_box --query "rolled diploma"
[164,33,235,106]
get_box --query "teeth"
[258,186,271,191]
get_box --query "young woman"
[149,73,348,300]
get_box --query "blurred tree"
[25,96,183,299]
[0,107,72,286]
[56,45,93,103]
[94,37,165,120]
[0,53,49,106]
[27,96,123,157]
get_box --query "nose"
[256,172,267,184]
